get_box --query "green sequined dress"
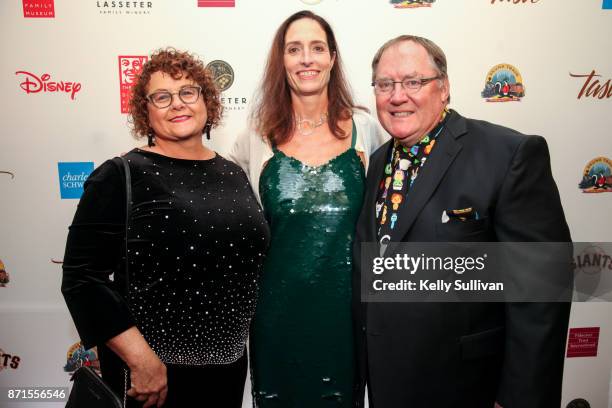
[250,123,364,407]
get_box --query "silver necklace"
[295,113,328,136]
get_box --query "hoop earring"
[204,122,212,140]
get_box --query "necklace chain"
[296,113,328,136]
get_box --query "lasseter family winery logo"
[578,157,612,193]
[206,60,247,111]
[57,162,94,199]
[0,348,21,371]
[390,0,435,8]
[97,1,153,15]
[0,259,9,288]
[22,0,55,18]
[481,64,525,102]
[15,71,82,100]
[119,56,147,113]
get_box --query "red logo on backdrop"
[570,70,612,99]
[119,56,147,114]
[566,327,600,358]
[15,71,82,100]
[22,0,55,18]
[198,0,235,7]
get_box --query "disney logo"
[0,171,15,179]
[15,71,82,100]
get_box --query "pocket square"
[441,207,479,223]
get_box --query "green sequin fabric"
[250,124,365,407]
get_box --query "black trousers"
[99,346,247,408]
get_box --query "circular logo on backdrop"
[63,342,100,374]
[206,60,234,92]
[578,157,612,193]
[566,399,591,408]
[481,63,525,102]
[0,259,9,287]
[390,0,435,8]
[574,245,609,275]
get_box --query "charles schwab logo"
[603,0,612,9]
[97,1,153,15]
[206,60,246,111]
[119,55,148,113]
[0,348,21,371]
[57,162,94,199]
[15,71,82,100]
[0,259,9,288]
[22,0,55,18]
[578,157,612,193]
[481,63,525,102]
[390,0,435,9]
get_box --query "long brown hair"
[251,10,364,145]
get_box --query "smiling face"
[146,71,207,143]
[283,18,335,98]
[374,41,449,147]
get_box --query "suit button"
[361,326,366,332]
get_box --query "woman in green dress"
[230,10,384,407]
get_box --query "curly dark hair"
[129,48,222,140]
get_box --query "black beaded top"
[62,149,270,365]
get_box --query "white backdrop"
[1,0,611,407]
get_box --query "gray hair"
[371,35,450,102]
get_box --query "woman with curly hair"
[62,48,269,407]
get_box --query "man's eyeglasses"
[146,85,202,109]
[372,76,440,95]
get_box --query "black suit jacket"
[352,110,572,408]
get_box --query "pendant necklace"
[296,112,328,136]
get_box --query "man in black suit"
[353,35,572,408]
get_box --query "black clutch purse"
[65,366,123,408]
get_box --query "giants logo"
[22,0,55,18]
[119,56,147,113]
[0,349,21,371]
[15,71,82,100]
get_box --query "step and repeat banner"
[1,0,611,407]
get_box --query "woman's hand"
[106,327,168,407]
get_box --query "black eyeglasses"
[146,85,202,108]
[372,76,440,95]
